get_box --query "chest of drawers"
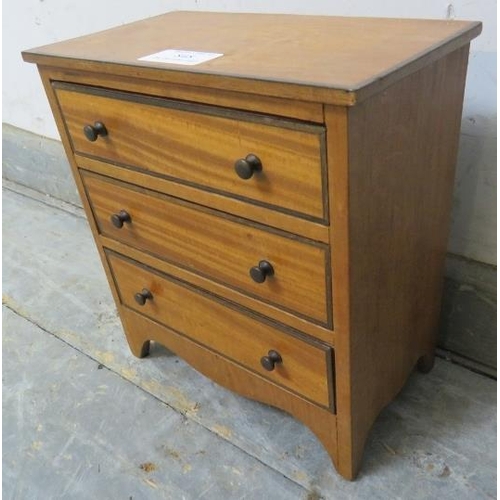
[23,12,481,480]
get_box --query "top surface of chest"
[22,11,480,105]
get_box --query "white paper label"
[138,49,223,66]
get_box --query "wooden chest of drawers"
[23,12,481,480]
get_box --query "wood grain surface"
[55,84,327,222]
[341,45,471,478]
[23,12,481,105]
[82,171,331,326]
[109,251,334,408]
[324,105,354,480]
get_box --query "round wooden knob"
[250,260,274,283]
[260,350,282,371]
[234,154,262,179]
[134,288,152,306]
[83,121,108,142]
[110,210,131,228]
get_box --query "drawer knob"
[250,260,274,283]
[134,288,153,306]
[261,350,282,371]
[83,121,108,142]
[110,210,131,228]
[234,154,262,179]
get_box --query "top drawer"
[54,83,328,223]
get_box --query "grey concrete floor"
[2,180,497,500]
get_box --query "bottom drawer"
[107,251,334,409]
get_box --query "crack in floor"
[2,180,86,219]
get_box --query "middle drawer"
[82,171,331,326]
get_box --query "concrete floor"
[2,180,497,499]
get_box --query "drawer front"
[83,171,331,326]
[108,251,333,408]
[55,83,327,222]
